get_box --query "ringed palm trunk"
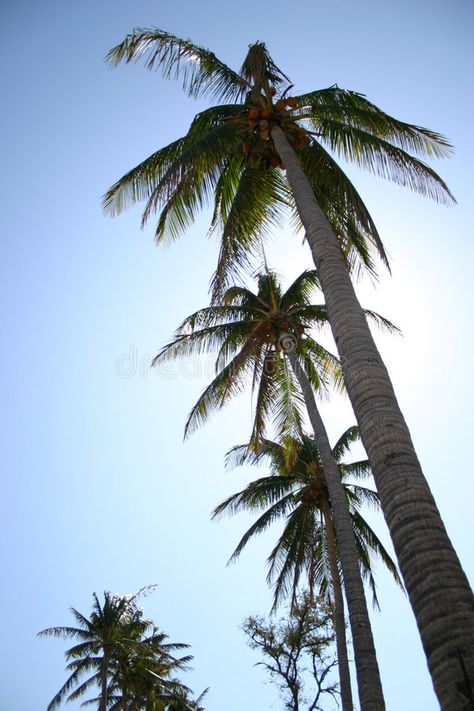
[284,345,383,710]
[273,124,474,709]
[320,494,354,711]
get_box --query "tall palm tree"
[155,269,398,709]
[215,428,403,708]
[104,30,474,708]
[39,589,193,711]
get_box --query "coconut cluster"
[237,90,310,169]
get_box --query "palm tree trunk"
[99,652,108,711]
[320,495,354,711]
[285,345,384,710]
[272,123,474,710]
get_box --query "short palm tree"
[105,625,194,710]
[104,29,474,708]
[215,428,402,707]
[154,269,397,709]
[38,589,193,711]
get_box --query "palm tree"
[154,269,398,709]
[39,590,146,710]
[215,428,403,707]
[106,625,194,710]
[104,30,474,708]
[38,588,194,711]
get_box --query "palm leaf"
[225,493,298,564]
[239,41,291,93]
[331,426,361,461]
[316,121,455,205]
[295,139,390,271]
[210,166,290,301]
[106,28,248,101]
[183,337,261,437]
[212,474,298,519]
[300,86,453,159]
[279,270,321,310]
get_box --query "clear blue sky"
[1,0,473,709]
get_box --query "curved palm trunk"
[320,496,354,711]
[285,346,383,710]
[273,124,474,709]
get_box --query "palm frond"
[316,121,455,205]
[295,139,390,272]
[149,123,242,242]
[212,475,298,519]
[279,270,321,310]
[176,304,253,331]
[38,625,90,641]
[240,41,291,93]
[183,337,261,437]
[250,349,281,441]
[209,167,289,301]
[298,338,341,393]
[364,308,401,335]
[351,508,403,595]
[106,28,248,101]
[66,673,101,703]
[224,439,285,471]
[271,354,306,442]
[340,461,373,482]
[154,321,252,365]
[331,426,361,461]
[267,506,321,610]
[300,86,454,160]
[225,493,298,564]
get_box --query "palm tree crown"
[215,427,402,610]
[38,588,196,710]
[154,268,395,442]
[155,269,340,442]
[104,29,453,297]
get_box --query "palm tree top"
[155,267,398,441]
[104,27,455,297]
[106,29,453,164]
[38,587,201,711]
[105,27,449,160]
[215,427,403,609]
[106,30,291,102]
[154,269,346,442]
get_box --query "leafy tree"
[216,427,402,709]
[155,269,396,709]
[243,593,339,711]
[38,588,201,711]
[104,29,474,707]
